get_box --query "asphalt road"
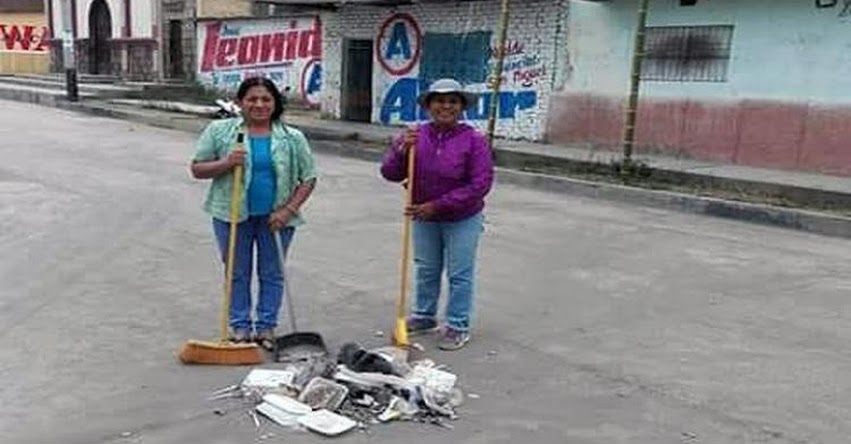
[1,100,850,444]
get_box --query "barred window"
[641,25,734,82]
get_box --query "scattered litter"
[120,432,132,438]
[208,384,241,400]
[208,340,467,437]
[407,363,457,393]
[352,394,375,407]
[374,330,384,337]
[338,343,397,375]
[468,393,480,399]
[298,378,349,411]
[256,402,302,428]
[681,431,698,441]
[213,409,225,416]
[242,369,295,392]
[298,409,358,436]
[264,393,312,416]
[434,419,455,430]
[487,350,498,356]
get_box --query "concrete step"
[11,72,122,84]
[0,83,95,105]
[0,75,143,95]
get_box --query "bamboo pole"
[486,0,511,150]
[622,0,651,167]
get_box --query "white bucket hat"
[416,78,477,110]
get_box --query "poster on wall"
[372,12,548,139]
[0,23,50,53]
[197,17,323,107]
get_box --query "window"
[641,25,734,82]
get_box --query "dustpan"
[272,230,328,363]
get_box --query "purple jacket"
[381,123,495,222]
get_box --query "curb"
[5,90,851,240]
[497,169,851,239]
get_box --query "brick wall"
[323,0,568,141]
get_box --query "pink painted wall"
[547,95,851,176]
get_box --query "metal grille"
[641,25,734,82]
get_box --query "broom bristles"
[178,339,265,365]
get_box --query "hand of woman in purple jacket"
[405,202,438,220]
[398,125,419,153]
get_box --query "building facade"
[320,0,570,140]
[46,0,160,80]
[551,0,851,176]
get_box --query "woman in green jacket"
[190,77,317,347]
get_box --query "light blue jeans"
[410,212,484,332]
[213,216,295,333]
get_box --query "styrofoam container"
[298,409,357,436]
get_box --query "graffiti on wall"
[487,40,547,88]
[815,0,851,17]
[197,18,322,106]
[375,13,539,125]
[0,24,50,52]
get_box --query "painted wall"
[0,12,50,73]
[197,0,252,19]
[322,0,569,141]
[551,0,851,175]
[195,17,323,107]
[58,0,157,39]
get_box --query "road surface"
[1,100,850,444]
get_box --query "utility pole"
[60,0,79,101]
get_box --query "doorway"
[88,0,112,75]
[342,39,373,122]
[168,20,185,79]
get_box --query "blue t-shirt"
[247,136,277,216]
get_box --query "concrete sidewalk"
[103,97,851,207]
[2,82,850,238]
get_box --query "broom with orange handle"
[178,132,264,365]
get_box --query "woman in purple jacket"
[380,78,495,351]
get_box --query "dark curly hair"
[236,77,285,121]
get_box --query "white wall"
[323,0,569,141]
[566,0,851,104]
[131,0,153,38]
[67,0,155,39]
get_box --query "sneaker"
[406,317,439,336]
[438,327,470,351]
[229,328,252,343]
[255,329,276,350]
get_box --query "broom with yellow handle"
[392,135,417,347]
[179,133,265,365]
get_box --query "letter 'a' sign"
[376,13,422,76]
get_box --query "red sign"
[376,13,421,76]
[200,20,321,73]
[0,24,50,52]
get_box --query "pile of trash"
[208,342,463,437]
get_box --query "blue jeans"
[213,216,295,333]
[411,212,484,332]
